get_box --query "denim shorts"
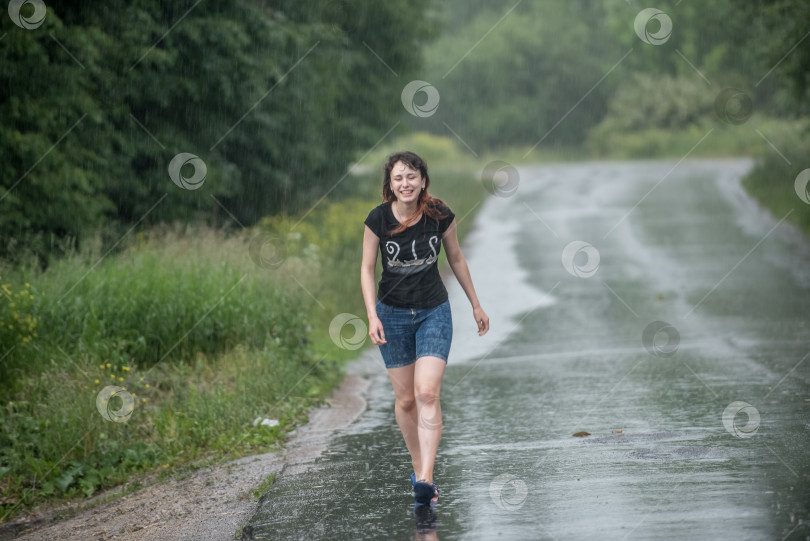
[375,299,453,369]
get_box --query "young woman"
[361,151,489,505]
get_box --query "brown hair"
[382,151,448,235]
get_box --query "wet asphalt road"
[242,159,809,540]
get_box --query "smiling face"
[389,161,425,204]
[391,162,425,204]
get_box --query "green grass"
[741,129,810,236]
[244,473,276,501]
[0,137,488,521]
[586,115,807,160]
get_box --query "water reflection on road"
[244,159,809,541]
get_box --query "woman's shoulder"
[366,201,392,217]
[365,202,393,235]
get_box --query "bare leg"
[413,356,446,483]
[387,364,421,474]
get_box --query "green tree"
[1,0,436,261]
[420,0,624,151]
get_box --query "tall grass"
[0,227,334,517]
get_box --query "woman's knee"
[414,387,440,405]
[396,394,417,411]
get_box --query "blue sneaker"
[410,472,416,487]
[413,479,439,505]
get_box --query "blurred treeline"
[0,0,436,262]
[420,0,809,152]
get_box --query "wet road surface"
[242,159,809,540]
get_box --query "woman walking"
[361,151,489,505]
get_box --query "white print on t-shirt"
[385,236,439,276]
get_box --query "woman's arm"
[361,225,386,344]
[442,219,490,336]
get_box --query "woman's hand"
[368,316,387,345]
[473,305,489,336]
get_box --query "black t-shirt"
[364,201,455,308]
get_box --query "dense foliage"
[1,0,435,260]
